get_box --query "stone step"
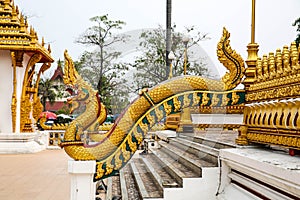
[112,135,224,199]
[179,133,236,149]
[151,145,201,179]
[119,169,129,200]
[130,158,163,199]
[105,175,122,200]
[121,163,142,200]
[158,140,217,175]
[169,137,219,165]
[140,153,181,188]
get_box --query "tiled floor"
[0,150,70,200]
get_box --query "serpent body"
[61,27,245,180]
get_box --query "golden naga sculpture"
[60,27,245,181]
[39,116,69,130]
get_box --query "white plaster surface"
[163,167,219,200]
[219,147,300,199]
[0,50,30,133]
[155,130,177,139]
[0,132,45,154]
[0,50,13,133]
[192,114,243,124]
[68,160,96,200]
[217,184,261,200]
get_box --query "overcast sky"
[14,0,300,77]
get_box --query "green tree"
[38,78,57,111]
[293,17,300,47]
[75,14,129,112]
[130,25,210,91]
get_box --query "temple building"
[45,61,70,112]
[0,0,54,153]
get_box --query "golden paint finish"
[20,94,33,132]
[60,27,245,180]
[86,102,108,132]
[237,42,300,150]
[11,51,17,132]
[0,1,53,132]
[197,105,244,114]
[32,63,51,122]
[39,116,69,130]
[0,1,53,62]
[240,101,300,149]
[217,27,245,90]
[246,42,300,102]
[197,124,241,130]
[20,53,42,132]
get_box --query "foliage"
[130,25,210,91]
[56,104,71,115]
[38,78,57,111]
[75,14,130,113]
[293,17,300,47]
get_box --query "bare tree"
[75,14,130,112]
[75,14,128,93]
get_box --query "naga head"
[63,50,96,114]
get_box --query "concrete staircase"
[97,131,300,200]
[104,132,235,200]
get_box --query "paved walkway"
[0,150,70,200]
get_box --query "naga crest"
[218,27,245,90]
[61,50,107,141]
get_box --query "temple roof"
[0,0,53,63]
[50,61,64,81]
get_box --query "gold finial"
[290,42,300,72]
[268,52,276,79]
[275,49,283,77]
[16,5,19,14]
[282,45,291,76]
[25,17,28,28]
[251,0,256,44]
[262,55,268,81]
[255,57,262,82]
[48,44,51,53]
[244,0,259,90]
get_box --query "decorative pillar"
[11,52,17,133]
[177,107,194,133]
[243,0,259,91]
[177,36,194,133]
[68,160,96,200]
[244,43,259,90]
[238,0,259,145]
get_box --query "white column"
[68,160,96,200]
[0,50,13,133]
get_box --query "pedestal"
[68,160,96,200]
[0,132,46,154]
[177,107,194,133]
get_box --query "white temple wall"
[0,50,13,133]
[0,50,29,133]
